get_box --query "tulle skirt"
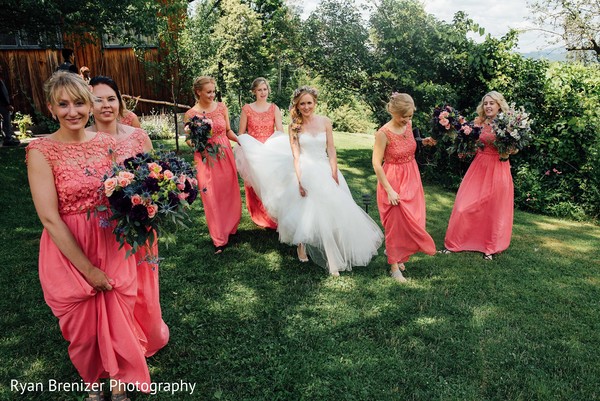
[235,132,383,274]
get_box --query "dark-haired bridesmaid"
[88,75,170,358]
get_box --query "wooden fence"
[0,43,188,118]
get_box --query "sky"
[298,0,562,56]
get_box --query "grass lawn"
[1,133,599,401]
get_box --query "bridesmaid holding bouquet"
[27,71,149,401]
[441,91,514,260]
[184,76,241,254]
[372,93,437,282]
[237,77,282,229]
[88,75,169,358]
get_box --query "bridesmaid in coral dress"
[88,75,169,358]
[119,109,141,128]
[27,72,149,401]
[184,76,241,253]
[237,77,282,229]
[442,91,514,261]
[373,93,437,282]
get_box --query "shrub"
[140,111,176,139]
[13,112,33,137]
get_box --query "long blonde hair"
[192,76,216,101]
[475,91,509,123]
[289,86,318,133]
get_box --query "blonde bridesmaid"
[372,93,436,282]
[237,77,282,229]
[184,76,241,254]
[441,91,514,261]
[27,71,149,401]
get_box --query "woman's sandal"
[85,390,105,401]
[214,245,226,254]
[111,393,131,401]
[437,249,452,255]
[390,269,407,283]
[483,253,494,261]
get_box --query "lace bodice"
[380,123,416,164]
[299,132,328,160]
[113,128,150,164]
[26,133,115,216]
[185,103,228,142]
[243,104,276,141]
[478,124,499,154]
[119,110,137,127]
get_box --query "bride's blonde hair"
[290,86,318,133]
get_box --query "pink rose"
[104,177,118,197]
[462,125,472,135]
[545,170,551,176]
[178,192,189,200]
[149,171,160,179]
[440,111,449,118]
[163,170,174,180]
[177,183,185,191]
[439,118,449,127]
[131,194,143,205]
[147,162,162,173]
[117,171,135,187]
[147,204,158,218]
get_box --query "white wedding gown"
[235,131,383,274]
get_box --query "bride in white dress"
[235,86,383,276]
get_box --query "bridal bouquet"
[99,148,199,256]
[431,105,464,140]
[185,113,225,163]
[448,122,482,160]
[491,104,533,161]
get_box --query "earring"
[51,114,57,120]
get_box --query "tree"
[0,0,159,46]
[528,0,600,61]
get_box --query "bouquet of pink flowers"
[185,113,224,163]
[432,105,482,161]
[491,104,533,161]
[431,105,464,140]
[448,121,482,160]
[99,148,199,256]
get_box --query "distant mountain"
[519,47,567,61]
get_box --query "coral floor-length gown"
[26,133,150,386]
[444,124,514,254]
[186,103,241,247]
[242,103,278,229]
[113,128,169,357]
[376,123,436,264]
